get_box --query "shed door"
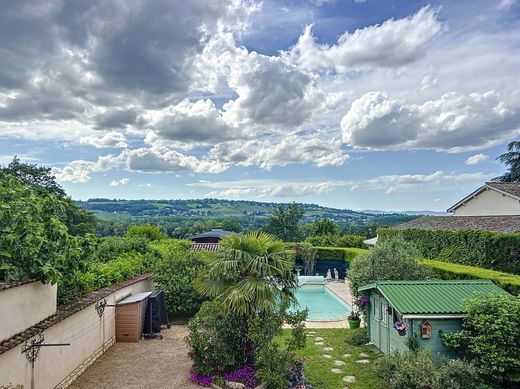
[379,300,390,354]
[369,294,380,348]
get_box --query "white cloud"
[284,6,442,72]
[139,99,236,145]
[125,147,227,174]
[498,0,517,10]
[464,153,489,165]
[80,131,128,148]
[341,90,520,152]
[53,154,123,183]
[208,131,349,169]
[110,178,129,186]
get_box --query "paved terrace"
[70,325,198,389]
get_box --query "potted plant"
[347,311,361,329]
[393,321,409,336]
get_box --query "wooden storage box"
[116,292,152,342]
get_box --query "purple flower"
[190,370,214,386]
[224,366,257,388]
[357,295,368,307]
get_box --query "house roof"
[189,243,221,252]
[393,215,520,233]
[187,229,233,240]
[358,280,509,315]
[447,181,520,212]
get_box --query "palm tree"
[495,140,520,182]
[194,231,298,363]
[195,231,298,315]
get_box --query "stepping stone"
[359,352,368,357]
[308,331,317,334]
[334,360,346,366]
[343,376,356,383]
[315,337,324,341]
[315,342,324,346]
[331,368,342,374]
[342,354,352,358]
[323,347,333,351]
[323,354,332,359]
[356,359,370,364]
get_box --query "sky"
[1,0,519,211]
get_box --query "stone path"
[70,325,198,389]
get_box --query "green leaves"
[196,231,298,316]
[442,293,520,384]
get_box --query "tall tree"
[494,140,520,182]
[264,202,305,242]
[0,157,96,235]
[309,218,339,236]
[194,232,298,363]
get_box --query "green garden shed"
[358,280,510,359]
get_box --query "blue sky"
[1,0,519,211]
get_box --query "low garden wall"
[0,281,57,342]
[0,274,153,389]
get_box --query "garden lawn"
[277,328,384,389]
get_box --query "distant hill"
[77,198,427,222]
[77,198,423,237]
[361,209,448,216]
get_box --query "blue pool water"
[290,284,351,321]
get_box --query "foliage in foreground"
[0,175,89,284]
[441,293,520,385]
[348,236,432,295]
[375,348,484,389]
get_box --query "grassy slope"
[277,328,385,389]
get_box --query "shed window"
[381,301,388,325]
[373,295,381,320]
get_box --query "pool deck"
[299,280,355,329]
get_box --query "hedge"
[419,259,520,296]
[378,227,520,275]
[313,247,368,263]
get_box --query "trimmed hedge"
[419,259,520,296]
[378,227,520,274]
[313,247,368,263]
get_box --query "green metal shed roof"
[358,280,510,315]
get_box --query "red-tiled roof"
[394,215,520,233]
[189,243,221,252]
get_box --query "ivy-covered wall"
[378,228,520,275]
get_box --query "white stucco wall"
[0,277,152,389]
[0,282,57,342]
[452,188,520,216]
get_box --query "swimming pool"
[291,284,351,321]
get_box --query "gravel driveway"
[70,325,199,389]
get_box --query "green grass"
[277,328,385,389]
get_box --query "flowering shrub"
[287,358,306,388]
[189,370,214,387]
[347,310,360,320]
[224,366,257,388]
[187,301,242,376]
[357,295,368,309]
[393,321,409,333]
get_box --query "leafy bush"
[348,237,431,295]
[441,293,520,385]
[375,348,439,389]
[149,240,209,314]
[57,252,146,305]
[125,224,167,241]
[420,259,520,295]
[437,358,486,389]
[376,349,485,389]
[379,227,520,274]
[313,246,368,262]
[256,343,298,389]
[96,236,151,262]
[0,175,85,284]
[345,328,369,346]
[186,301,243,376]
